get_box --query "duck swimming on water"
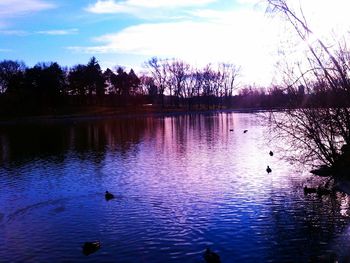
[105,191,114,201]
[82,241,101,255]
[266,166,272,174]
[269,151,274,156]
[204,248,221,263]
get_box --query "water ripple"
[0,113,350,262]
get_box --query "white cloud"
[76,0,350,85]
[68,9,282,85]
[236,0,259,4]
[86,0,134,14]
[126,0,215,8]
[0,28,78,36]
[0,30,28,36]
[0,48,12,52]
[0,0,55,17]
[86,0,216,14]
[36,28,79,35]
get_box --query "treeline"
[0,57,243,116]
[0,57,143,116]
[0,56,347,117]
[236,81,350,109]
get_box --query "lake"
[1,112,350,262]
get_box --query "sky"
[1,0,350,86]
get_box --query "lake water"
[1,112,350,262]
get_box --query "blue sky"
[1,0,349,85]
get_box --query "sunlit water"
[1,112,350,262]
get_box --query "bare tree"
[219,63,240,107]
[183,67,197,110]
[0,60,26,93]
[145,57,168,107]
[144,58,240,109]
[139,74,155,96]
[266,0,350,176]
[167,59,190,107]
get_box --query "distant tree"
[0,60,26,93]
[219,63,240,107]
[43,62,66,97]
[139,74,158,104]
[103,68,117,94]
[128,69,141,96]
[183,68,197,110]
[213,67,224,108]
[115,67,129,97]
[145,57,168,107]
[238,86,253,97]
[167,59,190,107]
[193,70,204,109]
[202,65,219,109]
[139,74,153,95]
[68,64,88,96]
[24,62,66,108]
[67,57,105,102]
[86,57,105,97]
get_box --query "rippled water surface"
[1,112,350,262]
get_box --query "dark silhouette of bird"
[269,151,273,156]
[82,241,101,255]
[230,129,234,132]
[204,248,221,263]
[243,130,248,133]
[266,166,272,174]
[105,191,114,201]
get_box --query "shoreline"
[0,107,273,126]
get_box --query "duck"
[105,191,115,201]
[229,129,234,132]
[204,248,221,263]
[243,129,248,133]
[269,151,274,156]
[82,241,101,255]
[266,166,272,174]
